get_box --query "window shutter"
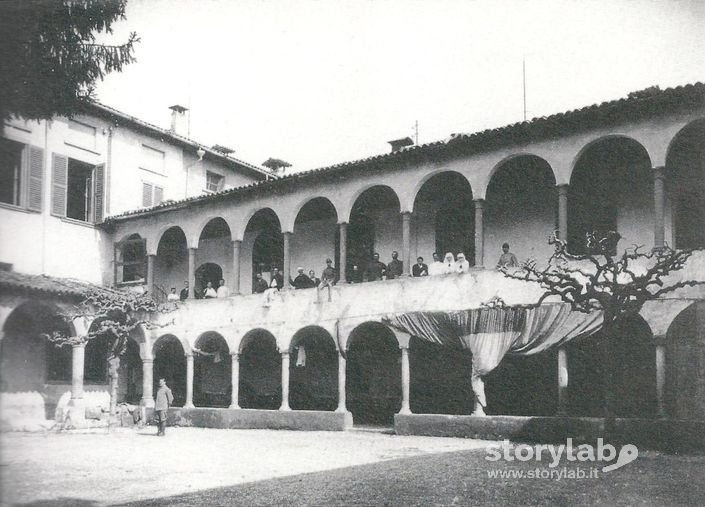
[51,153,68,217]
[154,186,163,205]
[142,182,153,207]
[25,146,44,211]
[93,163,105,222]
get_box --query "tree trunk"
[602,316,617,433]
[108,355,121,415]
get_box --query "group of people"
[167,279,230,302]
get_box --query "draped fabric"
[384,303,603,376]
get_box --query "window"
[51,154,104,223]
[67,119,97,151]
[115,235,147,285]
[206,171,224,193]
[0,138,43,210]
[140,144,165,174]
[142,182,164,207]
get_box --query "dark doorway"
[153,335,186,407]
[239,331,281,410]
[289,327,338,411]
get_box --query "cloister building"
[2,84,704,443]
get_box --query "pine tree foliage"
[0,0,139,121]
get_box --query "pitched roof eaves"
[84,102,274,179]
[104,82,705,224]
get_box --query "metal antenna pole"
[522,58,527,122]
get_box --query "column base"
[279,404,291,411]
[335,406,349,414]
[398,407,412,415]
[229,404,241,410]
[183,403,195,409]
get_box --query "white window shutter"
[142,182,153,207]
[154,186,163,205]
[51,153,68,217]
[93,163,105,222]
[27,146,44,211]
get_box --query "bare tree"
[45,286,174,417]
[501,231,704,417]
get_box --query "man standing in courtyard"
[155,378,173,436]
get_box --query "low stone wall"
[394,414,705,452]
[146,407,353,431]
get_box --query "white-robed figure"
[443,252,456,274]
[456,252,470,273]
[428,252,445,276]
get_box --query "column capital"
[337,221,349,226]
[184,352,194,359]
[231,239,242,246]
[280,350,290,357]
[473,198,485,208]
[400,210,412,217]
[71,341,86,350]
[142,357,154,363]
[557,183,569,193]
[653,166,666,179]
[282,230,293,237]
[230,351,240,359]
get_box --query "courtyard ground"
[1,427,704,506]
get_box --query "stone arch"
[290,197,340,281]
[344,183,403,223]
[193,331,231,408]
[0,301,73,392]
[665,118,705,249]
[239,328,281,409]
[154,226,190,296]
[568,135,654,254]
[192,216,233,248]
[568,314,655,418]
[286,196,340,235]
[409,169,473,213]
[665,302,702,420]
[347,185,402,279]
[482,153,558,198]
[570,134,654,178]
[346,321,401,425]
[288,326,338,411]
[485,154,557,263]
[244,208,284,293]
[152,334,187,407]
[150,224,192,256]
[412,171,475,266]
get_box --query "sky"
[96,0,705,172]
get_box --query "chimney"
[168,105,189,136]
[388,136,414,153]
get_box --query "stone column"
[188,247,196,293]
[336,351,347,412]
[653,167,666,249]
[399,346,411,415]
[229,352,240,409]
[474,199,485,268]
[283,232,292,290]
[656,343,666,418]
[141,358,154,408]
[401,211,412,277]
[338,222,348,283]
[557,347,569,415]
[557,184,569,242]
[280,351,291,410]
[70,343,86,407]
[184,354,194,408]
[146,254,156,296]
[232,240,242,294]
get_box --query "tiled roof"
[104,82,705,223]
[83,102,274,180]
[0,271,109,299]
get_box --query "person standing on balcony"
[291,267,315,289]
[317,259,337,302]
[308,270,321,287]
[155,378,173,436]
[179,281,190,301]
[386,251,403,279]
[443,252,456,274]
[253,272,269,294]
[496,242,519,269]
[271,267,284,290]
[412,257,428,277]
[366,253,386,282]
[456,253,470,273]
[217,278,230,298]
[167,287,179,302]
[203,281,217,298]
[428,252,445,276]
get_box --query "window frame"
[114,237,148,286]
[205,170,224,193]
